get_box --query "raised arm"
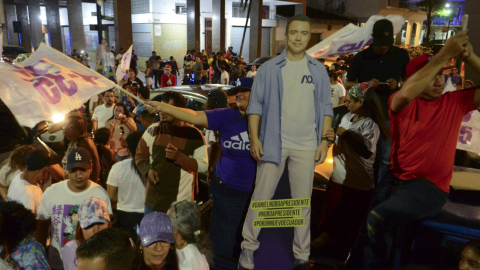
[145,101,208,128]
[461,42,480,107]
[391,31,469,113]
[47,122,64,134]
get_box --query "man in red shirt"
[346,31,480,270]
[161,65,177,87]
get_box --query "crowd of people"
[1,14,480,270]
[180,46,256,86]
[71,40,257,90]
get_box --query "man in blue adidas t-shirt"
[144,77,256,260]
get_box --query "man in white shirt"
[36,148,112,269]
[329,72,346,106]
[92,89,115,131]
[7,150,52,214]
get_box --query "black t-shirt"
[347,46,410,116]
[158,61,167,76]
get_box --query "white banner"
[307,15,405,58]
[457,110,480,153]
[0,43,116,127]
[116,45,133,82]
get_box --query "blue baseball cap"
[66,147,92,171]
[138,212,174,247]
[228,77,254,96]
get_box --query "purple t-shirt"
[205,108,256,192]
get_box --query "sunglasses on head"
[171,200,181,219]
[208,91,220,104]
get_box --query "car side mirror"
[22,126,35,145]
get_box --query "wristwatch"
[321,136,332,143]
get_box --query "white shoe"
[294,258,311,269]
[239,248,255,269]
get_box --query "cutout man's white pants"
[241,148,316,261]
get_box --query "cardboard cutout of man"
[239,14,333,269]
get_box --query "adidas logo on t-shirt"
[223,131,250,150]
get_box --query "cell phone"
[461,14,469,31]
[378,82,389,85]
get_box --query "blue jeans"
[209,171,252,260]
[377,120,391,184]
[347,170,448,270]
[117,210,144,241]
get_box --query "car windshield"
[252,57,270,64]
[14,47,27,54]
[2,47,15,55]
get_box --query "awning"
[377,6,427,22]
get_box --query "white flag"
[116,45,133,82]
[0,43,116,127]
[457,110,480,154]
[307,15,405,58]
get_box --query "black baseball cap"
[25,150,54,171]
[67,148,92,171]
[372,19,394,47]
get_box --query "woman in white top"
[0,145,34,201]
[312,82,390,249]
[106,131,146,240]
[220,65,229,85]
[168,200,212,270]
[107,103,137,161]
[246,65,257,78]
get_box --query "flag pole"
[113,84,145,104]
